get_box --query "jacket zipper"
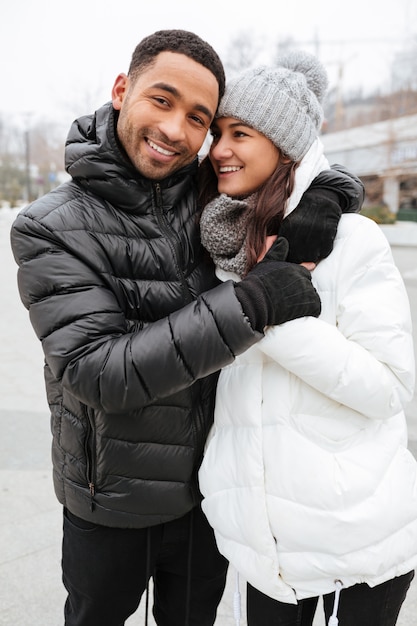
[153,182,193,304]
[83,405,97,512]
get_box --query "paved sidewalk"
[1,208,416,625]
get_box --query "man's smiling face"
[112,51,219,180]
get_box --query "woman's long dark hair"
[198,154,299,274]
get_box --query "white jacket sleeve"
[260,215,415,420]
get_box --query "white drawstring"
[328,579,344,626]
[232,571,342,626]
[233,570,241,626]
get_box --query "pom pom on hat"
[217,51,328,162]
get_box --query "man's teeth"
[148,139,175,156]
[219,166,241,172]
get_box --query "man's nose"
[158,112,187,143]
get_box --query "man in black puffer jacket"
[10,30,364,626]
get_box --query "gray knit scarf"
[200,193,257,278]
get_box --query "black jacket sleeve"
[10,212,259,414]
[279,164,365,264]
[309,164,365,213]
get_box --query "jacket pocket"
[83,405,97,512]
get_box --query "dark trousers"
[62,505,228,626]
[247,570,415,626]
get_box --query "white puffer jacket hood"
[199,213,417,602]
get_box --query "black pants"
[247,570,415,626]
[62,505,228,626]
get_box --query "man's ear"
[112,73,129,111]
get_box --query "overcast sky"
[2,0,415,129]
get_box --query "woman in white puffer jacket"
[197,51,417,626]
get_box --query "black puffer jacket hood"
[10,102,258,529]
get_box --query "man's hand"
[234,237,321,331]
[279,189,342,264]
[280,164,365,265]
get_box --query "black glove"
[279,164,365,265]
[279,188,342,264]
[234,237,321,331]
[311,164,365,213]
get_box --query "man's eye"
[190,115,206,127]
[153,96,168,106]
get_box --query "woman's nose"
[210,138,233,160]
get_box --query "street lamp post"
[24,127,32,203]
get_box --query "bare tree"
[222,30,264,78]
[0,114,66,205]
[270,36,300,64]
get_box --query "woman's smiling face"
[209,117,281,197]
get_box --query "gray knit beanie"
[217,51,328,162]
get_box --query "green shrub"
[360,204,397,224]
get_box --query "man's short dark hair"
[128,29,225,100]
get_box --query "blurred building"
[322,112,417,219]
